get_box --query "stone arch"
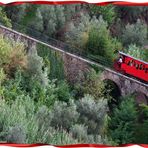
[103,79,122,110]
[133,91,148,105]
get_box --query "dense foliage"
[0,4,147,145]
[1,5,147,63]
[0,7,12,27]
[0,35,109,144]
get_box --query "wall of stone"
[101,70,148,98]
[0,26,36,52]
[62,53,89,84]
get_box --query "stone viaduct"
[0,24,147,101]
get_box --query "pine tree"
[109,96,137,144]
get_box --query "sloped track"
[0,24,147,89]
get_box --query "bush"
[90,5,116,25]
[134,104,148,144]
[46,129,78,145]
[27,49,49,87]
[0,7,12,27]
[22,77,58,107]
[70,124,108,144]
[76,94,108,135]
[125,44,146,61]
[37,44,65,80]
[6,125,26,143]
[121,19,147,47]
[56,80,72,102]
[143,49,148,62]
[0,35,27,78]
[65,15,122,62]
[50,100,79,130]
[0,68,6,84]
[0,98,79,144]
[2,71,26,102]
[65,13,90,50]
[86,16,122,62]
[108,96,137,144]
[75,69,106,99]
[70,124,88,142]
[0,97,36,143]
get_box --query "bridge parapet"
[101,70,148,98]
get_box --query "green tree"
[125,44,144,59]
[74,69,106,100]
[134,105,148,144]
[0,7,11,27]
[26,49,49,87]
[66,15,122,63]
[109,96,137,144]
[77,95,108,135]
[143,48,148,62]
[65,13,90,50]
[86,16,122,62]
[50,100,79,130]
[0,98,79,144]
[115,6,143,23]
[0,35,27,77]
[90,5,116,25]
[125,44,148,62]
[121,19,147,47]
[26,5,67,37]
[4,5,26,24]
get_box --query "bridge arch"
[103,79,122,110]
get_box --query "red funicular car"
[114,51,148,82]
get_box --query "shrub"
[0,97,37,143]
[0,7,12,27]
[65,15,122,62]
[134,104,148,144]
[143,49,148,62]
[37,44,65,80]
[47,129,78,145]
[121,19,147,46]
[108,95,137,144]
[75,69,106,99]
[50,100,79,130]
[35,106,53,131]
[0,68,5,84]
[56,80,72,102]
[65,13,90,50]
[76,94,108,135]
[86,16,109,55]
[0,98,79,144]
[0,35,27,78]
[125,44,146,61]
[86,16,122,62]
[90,5,116,25]
[0,35,12,66]
[6,125,26,143]
[70,124,88,142]
[23,77,58,107]
[27,49,49,87]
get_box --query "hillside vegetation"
[0,4,148,145]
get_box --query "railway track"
[0,24,148,88]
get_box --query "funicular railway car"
[114,51,148,82]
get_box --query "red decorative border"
[0,0,147,147]
[0,144,148,148]
[0,1,148,6]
